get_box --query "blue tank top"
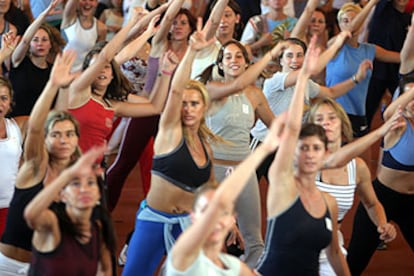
[256,197,332,275]
[381,118,414,171]
[151,138,211,192]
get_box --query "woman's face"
[90,55,114,89]
[295,135,326,174]
[193,190,235,245]
[0,0,11,14]
[268,0,287,10]
[170,13,192,41]
[0,85,11,118]
[30,29,52,58]
[220,43,248,78]
[78,0,98,17]
[181,89,206,129]
[338,10,358,33]
[62,172,100,210]
[312,104,342,143]
[218,6,240,37]
[280,43,305,72]
[46,120,79,160]
[308,11,326,36]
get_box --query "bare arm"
[151,0,185,56]
[203,0,229,40]
[400,17,414,74]
[68,10,141,107]
[318,59,372,98]
[207,41,289,101]
[171,116,284,271]
[349,0,380,34]
[12,0,61,67]
[61,0,78,28]
[290,0,319,40]
[383,87,414,121]
[112,51,178,117]
[374,45,400,64]
[115,15,159,64]
[356,158,396,243]
[325,194,351,276]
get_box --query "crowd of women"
[0,0,413,275]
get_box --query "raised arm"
[349,0,379,34]
[115,15,159,64]
[12,0,61,67]
[17,51,76,189]
[384,86,414,121]
[0,31,18,66]
[324,108,402,168]
[203,0,229,40]
[206,41,289,101]
[158,20,211,131]
[267,37,319,217]
[150,0,185,56]
[61,0,78,28]
[68,9,141,107]
[24,145,106,233]
[400,17,414,74]
[112,50,178,117]
[170,115,284,271]
[290,0,319,40]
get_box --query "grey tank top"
[206,93,254,161]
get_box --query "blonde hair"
[307,97,354,143]
[182,80,224,147]
[337,2,362,22]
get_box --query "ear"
[218,62,223,70]
[190,211,196,224]
[60,190,67,204]
[235,14,240,24]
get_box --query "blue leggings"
[122,202,189,276]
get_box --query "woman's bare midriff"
[146,175,196,214]
[0,243,31,263]
[378,166,414,195]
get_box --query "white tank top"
[0,119,23,208]
[63,18,98,72]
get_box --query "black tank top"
[256,197,332,275]
[1,182,43,251]
[151,138,211,192]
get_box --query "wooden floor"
[111,106,414,275]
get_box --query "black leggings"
[347,179,414,275]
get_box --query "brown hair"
[299,123,329,149]
[307,97,354,143]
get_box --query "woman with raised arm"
[347,16,414,273]
[61,0,107,72]
[255,38,350,276]
[326,1,400,137]
[24,145,115,275]
[250,33,371,183]
[122,22,217,276]
[307,97,397,275]
[199,39,291,267]
[66,10,174,161]
[166,115,286,276]
[0,32,25,237]
[0,51,78,275]
[8,0,65,117]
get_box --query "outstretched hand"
[144,14,161,37]
[1,31,19,57]
[160,50,179,73]
[50,50,77,87]
[67,145,107,179]
[45,0,62,16]
[301,35,321,77]
[262,112,288,153]
[379,105,404,136]
[354,59,373,83]
[189,18,215,51]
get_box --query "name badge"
[325,217,333,231]
[242,104,249,114]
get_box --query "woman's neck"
[30,54,48,69]
[267,9,287,21]
[295,173,319,191]
[169,40,188,59]
[203,243,226,266]
[217,33,233,45]
[327,139,342,153]
[347,35,359,48]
